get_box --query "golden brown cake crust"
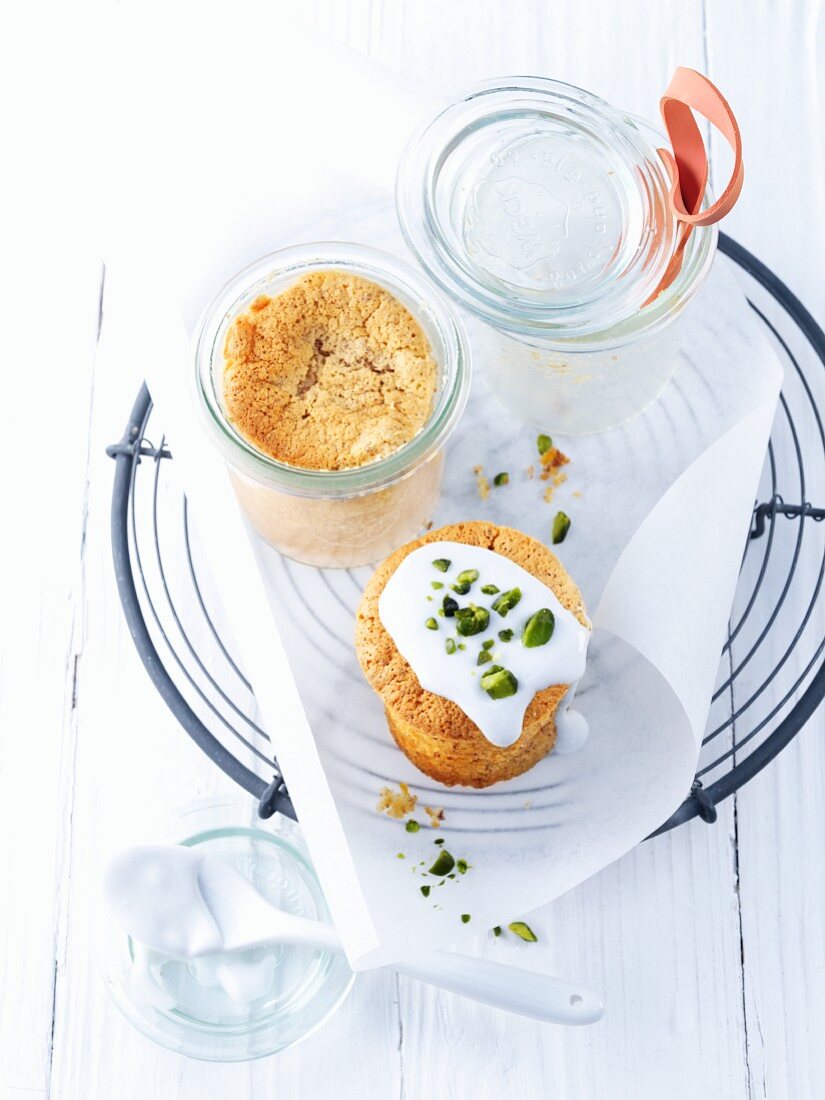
[355,521,589,788]
[222,270,437,471]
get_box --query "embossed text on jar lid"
[397,77,682,340]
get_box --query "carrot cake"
[355,521,591,788]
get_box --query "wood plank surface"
[2,3,822,1098]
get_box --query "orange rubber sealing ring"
[645,67,744,305]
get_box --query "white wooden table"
[2,3,824,1097]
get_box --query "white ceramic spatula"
[104,845,604,1025]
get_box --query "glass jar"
[195,243,470,567]
[396,77,718,434]
[96,799,354,1062]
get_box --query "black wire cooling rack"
[107,235,825,833]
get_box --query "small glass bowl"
[194,243,471,567]
[97,800,354,1062]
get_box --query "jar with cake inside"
[194,243,470,568]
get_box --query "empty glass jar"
[396,77,718,434]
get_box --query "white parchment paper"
[105,22,782,967]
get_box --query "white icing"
[105,845,304,1008]
[378,541,590,749]
[554,689,590,754]
[129,941,280,1011]
[104,845,285,958]
[130,943,176,1011]
[554,709,590,753]
[213,954,280,1003]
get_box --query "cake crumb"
[526,465,535,480]
[572,490,583,499]
[424,805,445,828]
[473,465,490,501]
[538,445,571,503]
[539,445,570,480]
[542,471,568,503]
[377,781,417,819]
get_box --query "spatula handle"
[395,951,604,1025]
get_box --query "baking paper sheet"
[105,21,782,967]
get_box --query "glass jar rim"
[194,242,471,498]
[396,76,718,346]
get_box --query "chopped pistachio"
[431,580,444,590]
[508,921,538,942]
[456,568,479,586]
[491,587,522,617]
[522,607,555,648]
[405,819,420,833]
[457,643,466,651]
[425,617,438,630]
[493,925,502,937]
[461,914,471,924]
[477,649,493,666]
[456,858,468,874]
[455,604,490,636]
[481,583,500,595]
[429,849,455,876]
[445,637,456,655]
[420,885,431,897]
[480,665,519,699]
[397,853,405,859]
[450,580,471,595]
[434,837,445,846]
[537,433,553,456]
[552,511,571,545]
[482,638,495,650]
[432,558,451,572]
[493,472,509,487]
[442,595,459,617]
[498,629,514,643]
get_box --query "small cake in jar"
[195,245,470,568]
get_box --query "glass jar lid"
[397,77,692,340]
